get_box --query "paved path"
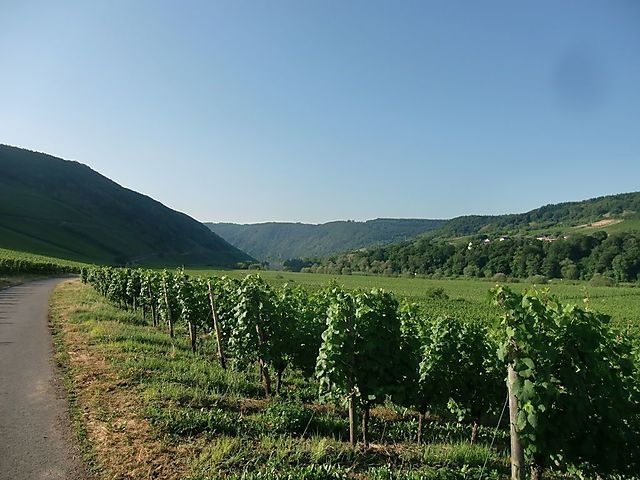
[0,279,87,480]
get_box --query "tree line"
[296,231,640,283]
[82,266,639,479]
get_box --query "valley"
[1,145,639,480]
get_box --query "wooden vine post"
[163,279,174,338]
[348,389,357,447]
[255,322,272,397]
[148,284,158,328]
[417,412,424,445]
[188,321,197,352]
[508,363,525,480]
[347,307,357,447]
[207,280,226,369]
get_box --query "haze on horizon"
[1,1,639,224]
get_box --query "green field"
[187,269,640,335]
[2,241,638,334]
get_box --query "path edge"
[49,278,98,479]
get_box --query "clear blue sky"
[1,1,639,224]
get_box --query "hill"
[208,192,640,266]
[430,191,640,238]
[0,144,253,267]
[206,218,445,265]
[304,191,640,280]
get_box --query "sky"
[1,1,639,224]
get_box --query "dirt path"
[0,279,87,480]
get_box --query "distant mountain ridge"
[208,192,640,265]
[301,190,640,277]
[206,218,445,264]
[429,191,640,238]
[0,144,252,266]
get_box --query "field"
[188,269,640,335]
[49,265,639,480]
[0,247,634,479]
[51,280,514,480]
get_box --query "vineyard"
[0,247,84,275]
[76,266,640,479]
[188,269,640,335]
[0,248,84,289]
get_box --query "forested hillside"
[307,231,640,282]
[299,192,640,281]
[0,145,253,267]
[210,192,640,267]
[207,218,444,264]
[432,191,640,237]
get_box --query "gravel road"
[0,279,87,480]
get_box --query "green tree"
[559,259,579,280]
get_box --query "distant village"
[467,234,569,250]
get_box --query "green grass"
[598,217,640,234]
[49,291,102,476]
[52,281,512,479]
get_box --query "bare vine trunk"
[188,321,197,353]
[255,323,271,397]
[275,367,284,395]
[531,465,544,480]
[417,411,424,445]
[258,359,272,397]
[470,418,479,444]
[362,406,370,447]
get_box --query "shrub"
[425,287,449,300]
[491,273,508,283]
[589,273,616,287]
[526,275,548,285]
[463,265,480,277]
